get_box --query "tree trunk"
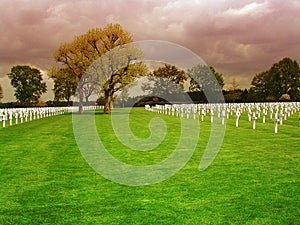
[104,89,113,114]
[78,87,83,114]
[67,96,70,107]
[85,96,89,106]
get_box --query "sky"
[0,0,300,102]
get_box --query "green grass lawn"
[0,108,299,224]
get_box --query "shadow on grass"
[71,111,105,115]
[72,108,145,116]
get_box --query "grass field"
[0,107,299,224]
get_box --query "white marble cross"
[201,108,205,122]
[20,111,23,123]
[210,108,214,123]
[9,112,13,126]
[262,108,267,123]
[0,113,4,128]
[193,106,197,120]
[221,109,226,125]
[235,110,241,128]
[252,112,257,130]
[273,118,280,134]
[15,112,19,125]
[186,107,190,119]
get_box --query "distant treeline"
[111,89,293,108]
[0,101,74,108]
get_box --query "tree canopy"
[8,65,47,103]
[187,64,225,103]
[52,23,146,113]
[250,57,300,101]
[142,64,187,101]
[51,23,299,105]
[188,65,225,92]
[48,67,78,106]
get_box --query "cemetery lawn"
[0,108,299,225]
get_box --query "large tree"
[53,23,146,113]
[100,47,148,113]
[248,71,269,101]
[142,64,187,101]
[8,65,47,103]
[187,64,225,102]
[48,67,78,106]
[188,65,225,91]
[250,57,300,101]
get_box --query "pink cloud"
[0,0,299,101]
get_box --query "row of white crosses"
[231,102,295,133]
[145,102,300,133]
[148,103,229,125]
[0,106,103,128]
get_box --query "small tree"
[8,65,47,103]
[229,78,239,91]
[225,78,243,102]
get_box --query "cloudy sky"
[0,0,299,102]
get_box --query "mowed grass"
[0,107,299,224]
